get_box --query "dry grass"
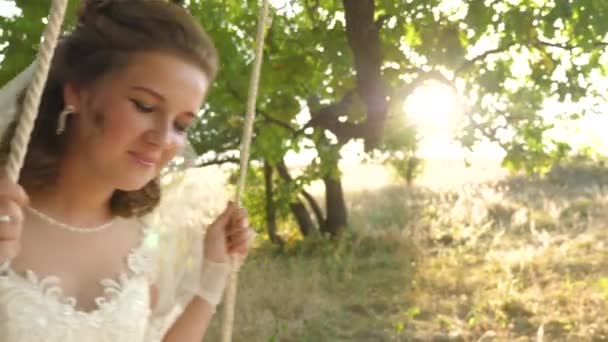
[203,230,417,341]
[203,162,608,341]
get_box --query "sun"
[403,81,465,158]
[404,81,463,133]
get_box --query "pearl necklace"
[26,206,116,233]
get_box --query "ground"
[203,160,608,341]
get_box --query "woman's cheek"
[104,103,138,134]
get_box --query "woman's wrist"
[195,258,232,308]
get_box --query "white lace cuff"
[196,259,231,308]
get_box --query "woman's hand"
[203,201,254,263]
[0,177,29,263]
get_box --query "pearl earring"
[56,105,75,135]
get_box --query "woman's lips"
[128,151,158,167]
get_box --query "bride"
[0,0,253,341]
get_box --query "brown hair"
[1,0,218,217]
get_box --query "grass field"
[203,160,608,341]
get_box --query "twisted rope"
[221,0,270,340]
[0,0,68,276]
[5,0,68,182]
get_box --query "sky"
[0,1,18,17]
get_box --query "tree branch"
[276,160,325,229]
[195,157,240,167]
[226,82,300,135]
[302,91,368,142]
[303,0,319,25]
[299,188,325,227]
[455,43,516,75]
[375,14,391,31]
[304,91,356,129]
[259,111,299,134]
[397,69,456,100]
[536,38,608,50]
[467,108,511,152]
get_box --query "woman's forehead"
[102,52,209,106]
[119,52,207,84]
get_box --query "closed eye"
[130,99,155,113]
[174,113,196,134]
[174,121,189,133]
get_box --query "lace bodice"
[0,223,177,342]
[0,169,224,342]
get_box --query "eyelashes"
[173,122,188,133]
[130,98,155,113]
[130,98,189,133]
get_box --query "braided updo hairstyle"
[1,0,218,217]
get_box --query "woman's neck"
[28,160,115,228]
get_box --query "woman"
[0,0,253,341]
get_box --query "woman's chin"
[116,178,156,192]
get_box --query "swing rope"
[221,0,270,339]
[3,0,270,340]
[0,0,67,292]
[5,0,68,182]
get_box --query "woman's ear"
[62,82,81,112]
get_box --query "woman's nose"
[147,120,173,147]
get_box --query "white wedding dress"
[0,60,230,341]
[0,222,158,341]
[0,170,227,342]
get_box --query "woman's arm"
[162,296,215,342]
[162,202,252,341]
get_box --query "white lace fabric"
[0,223,158,341]
[0,172,227,342]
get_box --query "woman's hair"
[0,0,219,217]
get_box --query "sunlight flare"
[403,81,466,158]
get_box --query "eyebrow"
[130,85,164,101]
[130,85,196,118]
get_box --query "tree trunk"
[300,188,324,229]
[322,174,347,237]
[290,201,315,237]
[264,161,283,245]
[275,160,316,237]
[314,135,348,237]
[342,0,388,150]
